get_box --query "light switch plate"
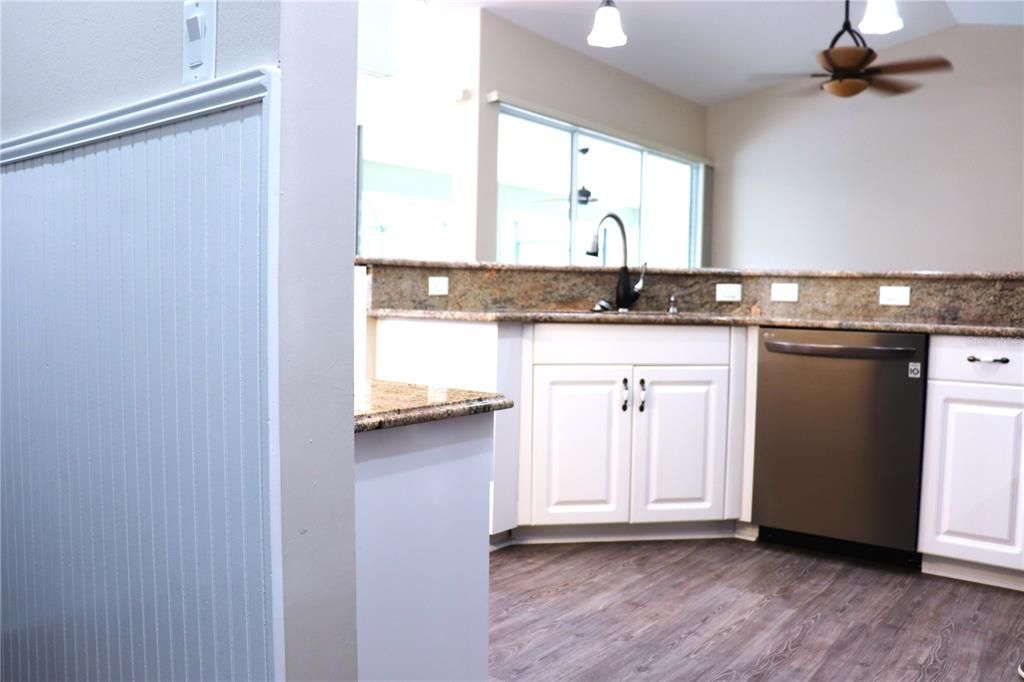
[770,282,799,302]
[182,0,217,84]
[428,276,449,296]
[716,283,742,302]
[879,285,911,306]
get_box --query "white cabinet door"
[630,366,730,523]
[532,365,633,525]
[919,380,1024,569]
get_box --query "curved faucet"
[586,212,646,311]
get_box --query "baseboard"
[734,521,759,542]
[501,521,738,545]
[922,555,1024,592]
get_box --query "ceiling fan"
[805,0,953,97]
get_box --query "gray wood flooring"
[489,539,1024,681]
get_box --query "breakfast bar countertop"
[354,379,514,433]
[365,307,1024,339]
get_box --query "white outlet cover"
[770,282,799,302]
[879,285,911,306]
[428,276,449,296]
[716,283,742,302]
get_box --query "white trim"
[740,327,760,522]
[259,68,287,682]
[487,90,710,166]
[505,521,737,545]
[1,67,277,164]
[922,555,1024,592]
[690,164,707,267]
[517,324,535,526]
[724,327,747,519]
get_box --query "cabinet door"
[630,366,730,523]
[532,365,633,525]
[919,380,1024,569]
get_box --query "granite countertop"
[356,257,1024,281]
[366,308,1024,339]
[355,379,514,433]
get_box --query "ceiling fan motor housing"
[822,78,871,97]
[817,46,877,72]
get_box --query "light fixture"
[587,0,627,48]
[858,0,904,35]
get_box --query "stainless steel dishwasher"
[752,327,928,552]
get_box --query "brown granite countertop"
[356,257,1024,281]
[367,308,1024,339]
[355,380,514,433]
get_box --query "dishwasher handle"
[764,340,919,360]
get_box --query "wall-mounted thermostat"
[182,1,217,84]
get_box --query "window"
[496,107,703,268]
[356,73,460,260]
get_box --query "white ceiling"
[476,1,1024,104]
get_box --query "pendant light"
[587,0,627,48]
[859,0,904,35]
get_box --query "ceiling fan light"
[859,0,904,35]
[587,0,627,48]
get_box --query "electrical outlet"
[770,282,799,302]
[716,283,742,302]
[427,276,449,296]
[879,285,911,306]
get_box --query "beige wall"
[707,24,1024,272]
[0,1,280,139]
[473,10,708,260]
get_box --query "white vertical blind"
[1,101,275,681]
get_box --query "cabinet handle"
[638,378,646,413]
[621,378,629,411]
[967,355,1010,364]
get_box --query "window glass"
[496,114,573,265]
[575,135,641,267]
[642,154,693,268]
[495,108,701,269]
[356,74,460,260]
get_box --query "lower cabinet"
[630,366,729,523]
[918,380,1024,569]
[531,364,729,525]
[531,365,633,524]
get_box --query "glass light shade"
[859,0,904,35]
[587,1,627,48]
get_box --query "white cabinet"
[529,323,738,527]
[532,365,633,525]
[631,366,729,523]
[919,335,1024,571]
[919,380,1024,569]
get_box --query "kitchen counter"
[359,258,1024,338]
[354,379,513,433]
[366,308,1023,338]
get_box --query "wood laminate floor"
[489,539,1024,681]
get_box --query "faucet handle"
[633,262,647,293]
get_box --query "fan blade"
[864,57,952,76]
[869,76,920,95]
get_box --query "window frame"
[498,104,706,268]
